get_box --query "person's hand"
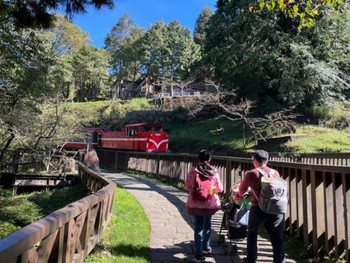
[242,187,251,197]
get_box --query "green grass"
[285,125,350,153]
[0,184,88,239]
[84,187,151,263]
[170,119,246,148]
[57,99,350,155]
[169,118,350,154]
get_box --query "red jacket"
[238,166,280,206]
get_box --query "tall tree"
[72,46,111,101]
[194,7,213,47]
[205,0,350,114]
[192,7,214,82]
[105,14,144,98]
[140,20,201,95]
[41,15,91,100]
[0,16,55,163]
[44,15,90,56]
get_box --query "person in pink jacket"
[185,149,223,263]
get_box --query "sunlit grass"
[286,125,350,152]
[170,119,251,150]
[84,187,151,263]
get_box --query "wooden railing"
[0,162,116,263]
[269,152,350,166]
[98,150,350,261]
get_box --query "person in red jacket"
[185,149,223,263]
[239,150,285,263]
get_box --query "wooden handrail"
[0,162,116,263]
[97,150,349,262]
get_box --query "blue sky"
[72,0,217,48]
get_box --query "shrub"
[312,101,350,129]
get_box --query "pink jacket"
[185,163,223,216]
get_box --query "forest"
[1,0,350,166]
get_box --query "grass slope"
[60,99,350,154]
[84,187,151,263]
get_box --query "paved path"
[103,171,297,263]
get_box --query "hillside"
[57,99,350,156]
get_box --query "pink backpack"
[192,173,212,201]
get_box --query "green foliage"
[139,20,201,80]
[205,1,350,114]
[312,101,350,128]
[84,187,150,263]
[72,46,111,102]
[194,7,213,47]
[0,17,56,159]
[2,0,113,29]
[0,221,21,239]
[27,184,88,215]
[41,15,90,57]
[105,14,144,89]
[0,196,40,227]
[192,7,214,82]
[0,185,88,239]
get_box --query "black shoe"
[193,255,206,263]
[242,257,255,263]
[202,247,212,255]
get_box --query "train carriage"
[95,123,169,152]
[63,123,169,152]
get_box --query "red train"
[63,123,169,152]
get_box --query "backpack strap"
[256,167,274,178]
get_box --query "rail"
[98,150,349,261]
[0,162,116,263]
[269,152,350,166]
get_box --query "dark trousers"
[246,205,285,263]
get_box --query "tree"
[41,15,90,100]
[0,16,56,163]
[192,7,214,82]
[72,46,111,101]
[194,7,213,47]
[2,0,113,28]
[43,15,90,56]
[227,0,341,29]
[205,0,350,115]
[105,14,144,98]
[188,81,297,148]
[139,20,201,95]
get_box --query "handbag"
[232,196,250,226]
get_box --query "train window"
[152,126,161,132]
[127,128,138,136]
[141,126,150,132]
[92,132,98,143]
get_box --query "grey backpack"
[253,167,288,215]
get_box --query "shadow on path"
[103,171,296,263]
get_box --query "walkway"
[103,171,297,263]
